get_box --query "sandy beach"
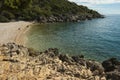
[0,21,32,45]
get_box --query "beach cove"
[0,21,32,45]
[27,15,120,62]
[0,17,120,80]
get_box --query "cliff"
[0,43,106,80]
[0,0,104,22]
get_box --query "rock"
[86,15,92,20]
[28,48,38,57]
[58,54,73,64]
[74,73,80,78]
[48,48,59,56]
[102,58,120,80]
[36,13,104,23]
[102,58,120,72]
[86,61,104,75]
[0,43,107,80]
[7,75,18,80]
[71,55,86,66]
[106,71,120,80]
[2,59,19,62]
[71,55,84,62]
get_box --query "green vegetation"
[0,0,103,22]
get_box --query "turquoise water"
[27,15,120,61]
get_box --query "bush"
[0,15,9,22]
[23,15,33,21]
[1,10,15,20]
[0,0,102,22]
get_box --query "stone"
[102,58,120,80]
[59,54,73,64]
[74,73,80,77]
[102,58,120,72]
[0,43,107,80]
[106,71,120,80]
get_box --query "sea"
[26,14,120,62]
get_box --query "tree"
[3,0,32,9]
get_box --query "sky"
[68,0,120,15]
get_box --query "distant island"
[0,0,104,22]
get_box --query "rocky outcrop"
[0,43,106,80]
[102,58,120,80]
[36,14,104,23]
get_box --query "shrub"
[0,15,9,22]
[0,0,102,22]
[1,10,15,20]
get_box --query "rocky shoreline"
[35,15,104,23]
[0,43,119,80]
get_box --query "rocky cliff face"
[36,14,104,23]
[0,43,106,80]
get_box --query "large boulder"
[86,60,105,76]
[102,58,120,72]
[102,58,120,80]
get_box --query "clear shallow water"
[27,15,120,61]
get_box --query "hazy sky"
[68,0,120,15]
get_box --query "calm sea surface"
[27,15,120,61]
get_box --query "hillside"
[0,0,104,22]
